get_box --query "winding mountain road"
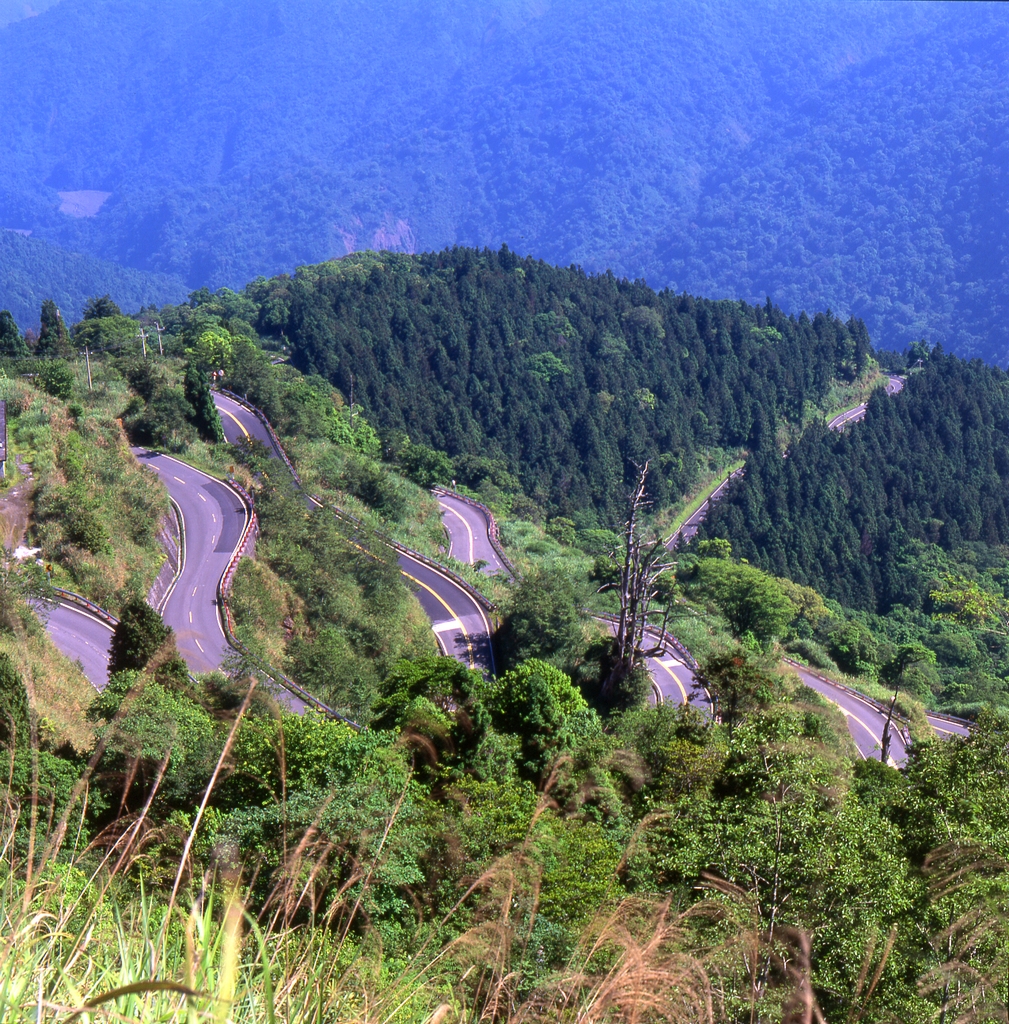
[43,601,114,687]
[433,373,974,764]
[435,491,508,575]
[42,453,250,686]
[41,373,969,760]
[132,450,248,673]
[826,375,905,431]
[214,392,496,674]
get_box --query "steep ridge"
[213,391,496,675]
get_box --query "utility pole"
[138,327,148,360]
[85,344,93,391]
[152,320,164,356]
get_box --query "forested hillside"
[245,247,871,521]
[699,352,1009,610]
[0,231,185,328]
[0,1,1007,361]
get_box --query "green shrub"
[37,360,74,399]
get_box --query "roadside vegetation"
[0,580,1006,1020]
[2,265,1009,1018]
[0,368,170,613]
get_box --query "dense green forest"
[238,247,871,522]
[695,350,1009,713]
[1,1,1008,361]
[0,231,185,329]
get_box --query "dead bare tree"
[600,462,677,699]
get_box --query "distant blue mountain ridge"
[0,0,1006,362]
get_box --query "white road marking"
[432,618,464,633]
[199,493,207,502]
[189,611,193,623]
[173,475,186,484]
[194,638,204,653]
[439,501,476,563]
[192,586,198,597]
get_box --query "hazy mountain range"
[0,0,1006,363]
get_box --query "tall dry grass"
[0,682,879,1024]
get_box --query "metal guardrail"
[51,587,119,627]
[925,709,975,729]
[783,657,913,748]
[431,485,519,578]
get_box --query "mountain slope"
[0,232,186,326]
[0,1,1006,359]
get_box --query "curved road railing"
[783,657,912,750]
[48,587,203,689]
[51,587,119,627]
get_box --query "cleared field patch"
[57,189,111,217]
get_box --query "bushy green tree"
[88,670,219,810]
[692,557,795,643]
[74,313,138,353]
[0,309,28,358]
[485,658,599,779]
[183,362,224,442]
[371,655,487,755]
[82,294,122,320]
[37,359,74,399]
[827,620,879,677]
[108,599,172,678]
[36,299,72,358]
[697,648,782,736]
[496,567,588,672]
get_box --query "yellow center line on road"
[439,500,475,563]
[400,569,475,668]
[831,703,900,767]
[653,658,688,703]
[220,407,250,438]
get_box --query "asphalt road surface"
[826,375,905,431]
[790,663,908,766]
[42,600,114,688]
[132,448,248,674]
[667,468,745,549]
[214,391,496,675]
[436,492,507,575]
